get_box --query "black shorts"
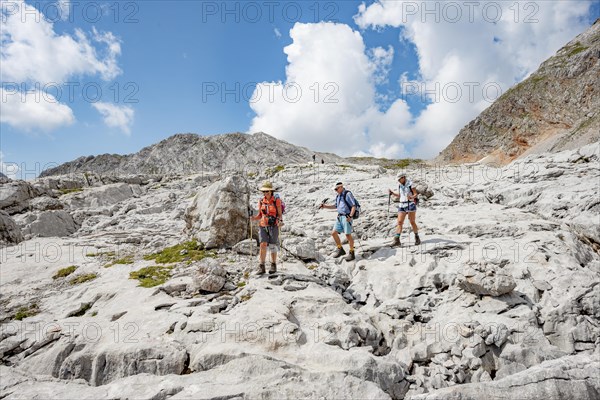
[258,226,279,245]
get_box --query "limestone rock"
[283,237,320,261]
[457,261,517,296]
[232,239,258,255]
[0,210,23,245]
[184,174,250,249]
[192,258,227,293]
[20,210,80,238]
[411,354,600,400]
[437,20,600,165]
[0,181,39,214]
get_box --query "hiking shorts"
[259,226,279,251]
[334,215,353,235]
[398,202,417,213]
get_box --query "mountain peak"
[39,132,342,177]
[437,21,600,165]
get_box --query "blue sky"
[1,0,598,179]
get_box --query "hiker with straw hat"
[251,181,283,275]
[388,172,421,247]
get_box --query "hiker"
[320,181,357,261]
[321,159,324,164]
[388,173,421,246]
[251,181,283,274]
[312,154,316,162]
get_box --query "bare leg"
[408,211,418,233]
[346,234,354,249]
[397,213,407,235]
[259,243,267,264]
[331,231,342,247]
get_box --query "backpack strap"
[339,190,355,216]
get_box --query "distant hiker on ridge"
[251,181,283,275]
[320,181,358,261]
[389,173,421,247]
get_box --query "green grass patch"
[143,240,215,264]
[563,42,588,58]
[307,264,318,270]
[240,293,252,302]
[69,273,98,285]
[237,281,246,288]
[129,266,173,288]
[58,188,83,195]
[384,159,424,169]
[264,165,285,177]
[53,265,78,279]
[86,251,116,258]
[105,255,135,268]
[13,304,39,321]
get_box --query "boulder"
[28,196,64,212]
[184,174,250,249]
[62,183,138,209]
[0,181,38,214]
[192,258,227,293]
[233,239,258,255]
[457,261,516,297]
[0,173,10,184]
[0,210,24,245]
[21,210,80,238]
[282,237,320,261]
[414,181,434,200]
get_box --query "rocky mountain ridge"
[40,132,343,178]
[437,18,600,165]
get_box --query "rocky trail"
[0,144,599,399]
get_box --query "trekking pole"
[387,193,391,219]
[248,209,254,266]
[310,198,329,219]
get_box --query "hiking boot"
[345,250,355,262]
[391,236,401,247]
[333,247,346,258]
[255,263,266,275]
[414,233,421,246]
[269,262,277,274]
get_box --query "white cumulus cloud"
[92,102,135,135]
[1,0,123,133]
[249,22,410,158]
[0,88,75,132]
[249,2,594,160]
[355,0,595,157]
